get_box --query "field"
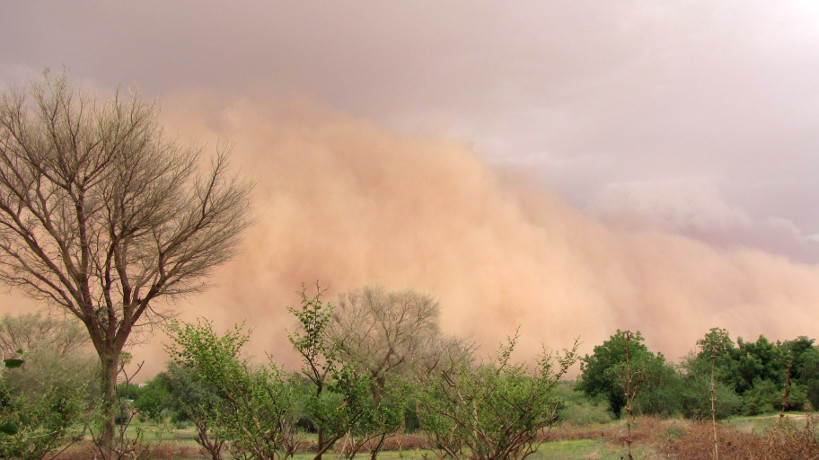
[51,412,818,459]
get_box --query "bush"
[165,319,302,459]
[557,400,614,425]
[134,373,178,422]
[679,374,741,420]
[553,382,613,425]
[742,378,781,415]
[0,378,90,459]
[660,418,819,459]
[633,373,684,417]
[784,382,808,412]
[0,336,94,460]
[416,335,577,460]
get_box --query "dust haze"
[5,92,819,376]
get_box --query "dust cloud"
[6,91,819,377]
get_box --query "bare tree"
[0,312,89,358]
[0,72,251,455]
[330,286,441,405]
[329,286,441,457]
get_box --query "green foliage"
[116,382,141,402]
[632,364,684,418]
[678,374,741,420]
[135,372,178,422]
[780,336,815,382]
[578,330,671,417]
[797,347,819,408]
[784,382,807,412]
[163,362,226,459]
[0,356,90,460]
[417,333,578,460]
[0,381,89,459]
[729,336,786,395]
[690,330,813,417]
[287,283,342,456]
[2,359,23,370]
[288,282,337,383]
[288,283,414,458]
[342,371,411,456]
[165,318,300,459]
[553,383,613,426]
[697,328,734,360]
[0,314,96,457]
[742,378,781,415]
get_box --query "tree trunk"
[316,427,324,460]
[369,433,387,460]
[711,354,719,460]
[99,349,120,457]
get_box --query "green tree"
[779,336,815,380]
[728,335,785,395]
[134,372,177,422]
[577,330,670,417]
[288,283,360,460]
[0,72,251,453]
[799,347,819,408]
[169,363,226,460]
[631,360,684,417]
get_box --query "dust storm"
[6,91,819,376]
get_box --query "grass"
[282,439,646,460]
[727,411,810,432]
[55,425,651,459]
[51,413,819,459]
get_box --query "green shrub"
[556,400,613,425]
[679,374,741,420]
[742,378,781,415]
[0,377,89,459]
[134,373,178,422]
[784,382,807,412]
[633,374,684,417]
[553,382,613,425]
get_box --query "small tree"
[166,319,300,460]
[416,332,578,460]
[288,283,351,460]
[578,330,664,417]
[697,327,732,460]
[619,331,642,460]
[0,72,251,454]
[139,363,227,460]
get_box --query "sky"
[1,1,819,372]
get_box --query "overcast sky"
[2,1,819,262]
